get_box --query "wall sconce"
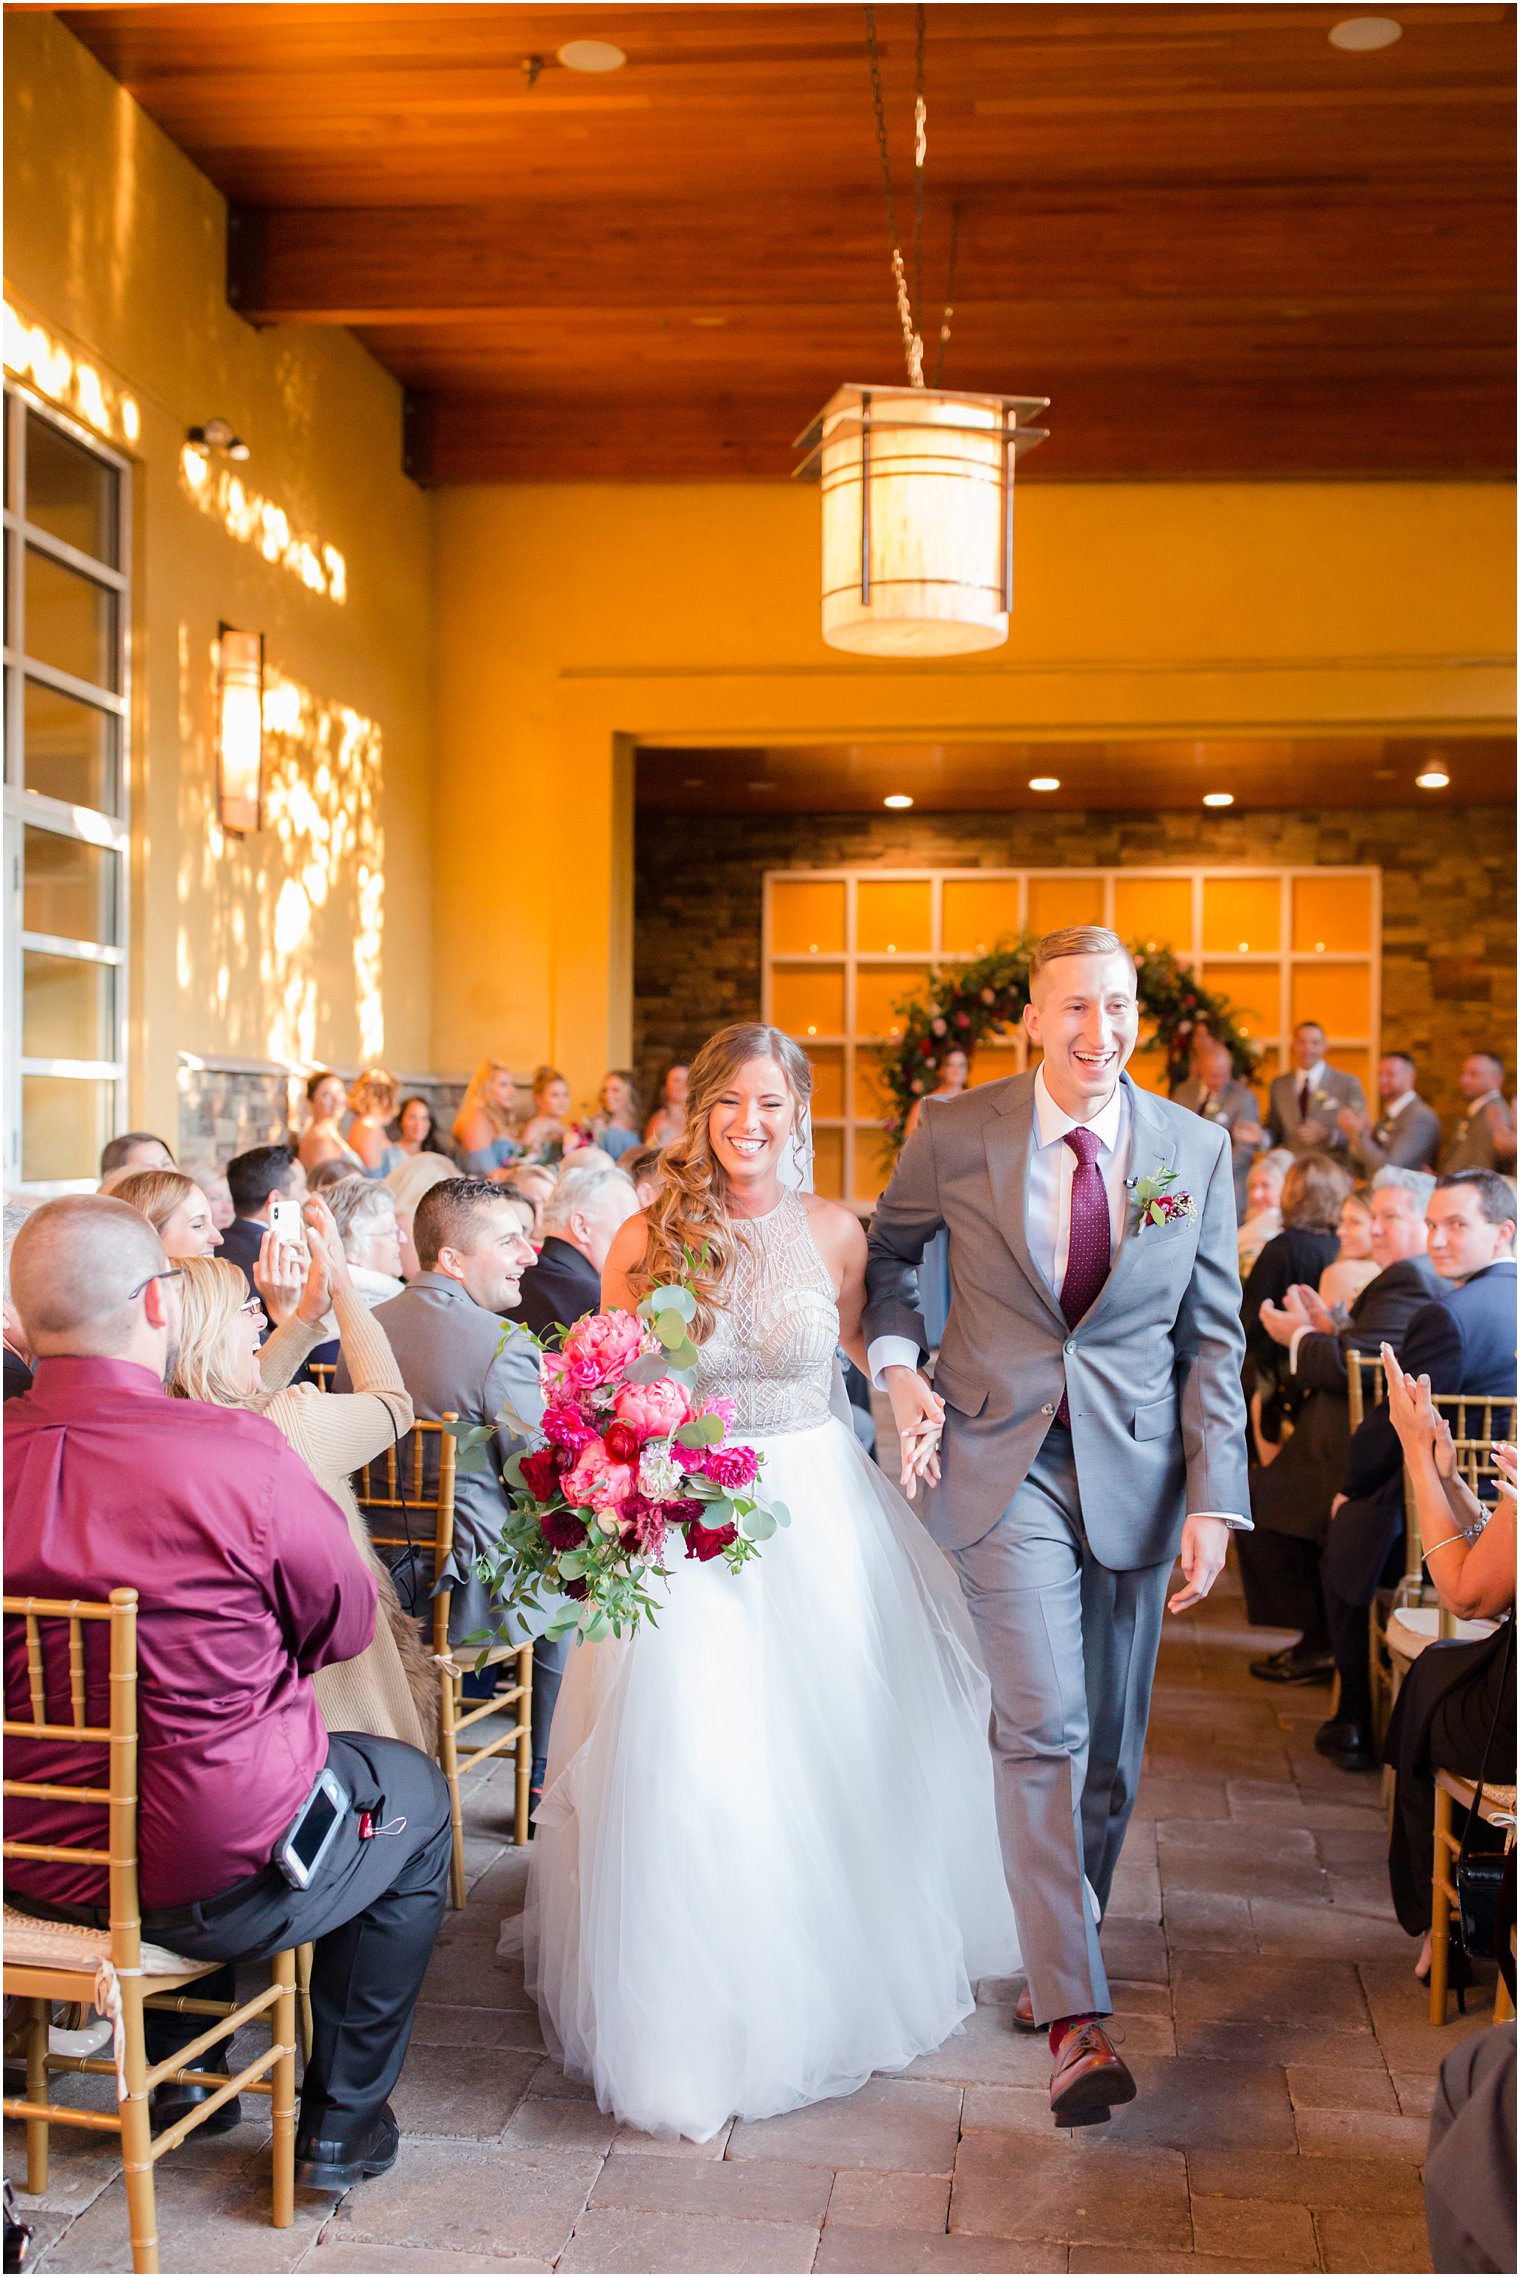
[189,417,250,461]
[217,626,265,834]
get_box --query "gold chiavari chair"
[2,1590,298,2275]
[352,1418,531,1907]
[1430,1768,1517,2027]
[307,1362,337,1393]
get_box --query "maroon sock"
[1049,2012,1099,2056]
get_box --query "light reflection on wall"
[176,641,383,1068]
[2,298,140,443]
[180,445,347,603]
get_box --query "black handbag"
[1454,1616,1516,1966]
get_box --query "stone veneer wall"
[176,1065,471,1167]
[632,805,1515,1134]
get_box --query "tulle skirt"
[507,1414,1020,2142]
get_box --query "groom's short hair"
[1029,926,1136,986]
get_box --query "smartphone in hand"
[267,1194,302,1245]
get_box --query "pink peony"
[561,1309,647,1384]
[561,1437,636,1512]
[542,1402,595,1459]
[612,1377,692,1441]
[696,1395,737,1429]
[701,1442,758,1490]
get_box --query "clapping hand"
[1297,1117,1331,1147]
[1336,1104,1368,1142]
[1259,1284,1330,1348]
[1380,1345,1454,1476]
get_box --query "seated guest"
[393,1093,452,1162]
[1442,1053,1518,1175]
[347,1069,403,1178]
[183,1160,235,1231]
[323,1176,406,1308]
[1378,1363,1514,1992]
[1319,1186,1382,1312]
[1316,1170,1518,1771]
[1339,1051,1443,1174]
[308,1153,365,1192]
[1237,1148,1292,1276]
[1267,1021,1366,1160]
[171,1204,436,1758]
[592,1070,642,1163]
[1425,2021,1516,2276]
[350,1180,566,1792]
[3,1197,449,2188]
[386,1152,459,1279]
[519,1065,573,1159]
[1239,1167,1439,1683]
[1173,1034,1264,1219]
[516,1159,640,1340]
[1241,1155,1350,1445]
[221,1142,308,1292]
[500,1159,556,1245]
[644,1061,689,1147]
[298,1070,352,1175]
[99,1130,174,1180]
[3,1203,33,1399]
[620,1144,664,1213]
[111,1166,224,1260]
[451,1059,522,1176]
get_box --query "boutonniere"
[1129,1162,1198,1232]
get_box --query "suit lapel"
[984,1077,1069,1330]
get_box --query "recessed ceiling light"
[883,793,914,809]
[1203,792,1234,808]
[557,38,627,72]
[1028,776,1061,792]
[1416,768,1450,790]
[1328,17,1403,51]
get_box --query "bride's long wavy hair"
[631,1022,813,1342]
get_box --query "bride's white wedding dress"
[506,1190,1019,2142]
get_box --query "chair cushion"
[2,1901,206,1977]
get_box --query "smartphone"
[274,1767,349,1890]
[267,1194,301,1243]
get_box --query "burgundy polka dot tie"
[1056,1127,1111,1425]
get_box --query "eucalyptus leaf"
[770,1500,791,1528]
[584,1609,611,1643]
[653,1312,688,1351]
[495,1397,538,1439]
[624,1352,673,1385]
[557,1548,589,1579]
[743,1508,778,1543]
[675,1413,725,1448]
[647,1283,696,1323]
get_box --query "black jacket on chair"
[1343,1260,1518,1503]
[515,1237,601,1343]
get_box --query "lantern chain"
[864,6,924,387]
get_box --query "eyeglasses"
[239,1297,266,1318]
[127,1266,184,1303]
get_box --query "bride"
[507,1021,1019,2142]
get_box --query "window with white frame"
[3,386,131,1189]
[763,866,1381,1203]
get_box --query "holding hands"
[884,1366,945,1501]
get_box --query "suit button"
[1041,1401,1056,1416]
[1064,1340,1076,1355]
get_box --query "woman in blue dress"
[451,1058,524,1176]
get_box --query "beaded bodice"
[694,1190,839,1434]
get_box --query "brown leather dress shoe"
[1048,2019,1136,2128]
[1013,1983,1038,2031]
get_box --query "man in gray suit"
[865,926,1250,2129]
[1440,1052,1517,1175]
[1173,1032,1264,1217]
[344,1176,567,1793]
[1266,1021,1366,1159]
[1336,1051,1442,1174]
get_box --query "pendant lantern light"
[796,9,1048,659]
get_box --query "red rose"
[563,1577,589,1601]
[685,1519,739,1563]
[604,1420,641,1464]
[519,1449,559,1501]
[541,1507,587,1551]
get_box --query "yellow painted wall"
[432,480,1514,1098]
[4,10,435,1144]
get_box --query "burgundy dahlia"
[540,1507,587,1551]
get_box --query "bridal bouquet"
[465,1278,789,1645]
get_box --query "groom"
[865,925,1250,2128]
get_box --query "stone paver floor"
[8,1559,1495,2274]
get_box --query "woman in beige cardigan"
[169,1196,437,1753]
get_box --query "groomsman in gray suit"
[865,927,1250,2129]
[1266,1021,1366,1159]
[1336,1051,1442,1174]
[1172,1032,1264,1217]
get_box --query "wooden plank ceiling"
[634,736,1516,813]
[56,2,1517,483]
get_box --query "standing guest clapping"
[1174,1034,1264,1219]
[1339,1052,1443,1174]
[4,1197,450,2189]
[451,1060,523,1176]
[1441,1053,1518,1175]
[111,1167,224,1260]
[1268,1022,1366,1160]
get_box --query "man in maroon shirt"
[4,1197,452,2190]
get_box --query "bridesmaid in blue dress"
[901,1044,970,1349]
[451,1058,524,1176]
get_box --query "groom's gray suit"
[865,1067,1250,2025]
